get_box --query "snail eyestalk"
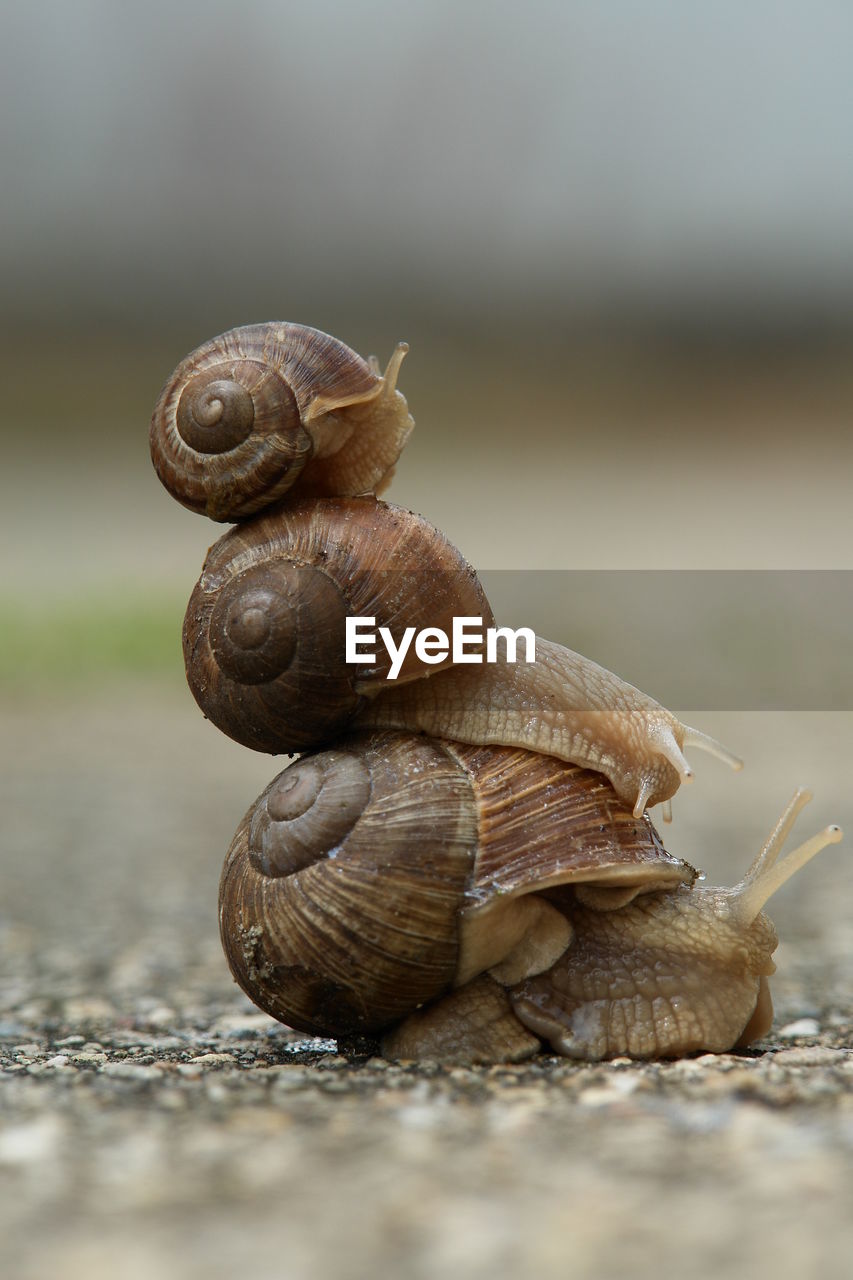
[683,726,744,772]
[653,725,694,783]
[730,790,843,925]
[381,341,409,399]
[632,777,655,819]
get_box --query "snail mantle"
[150,320,842,1064]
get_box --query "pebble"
[101,1062,163,1081]
[777,1018,821,1038]
[578,1082,638,1108]
[61,997,116,1023]
[209,1012,280,1038]
[271,1069,312,1091]
[772,1047,849,1067]
[0,1117,61,1165]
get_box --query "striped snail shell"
[183,497,493,754]
[150,323,412,521]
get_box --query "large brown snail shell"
[183,497,494,753]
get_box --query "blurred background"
[2,3,852,1277]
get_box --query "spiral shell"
[220,733,478,1036]
[150,323,413,521]
[183,497,494,753]
[218,730,694,1038]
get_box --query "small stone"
[142,1005,177,1027]
[101,1061,162,1081]
[578,1073,642,1107]
[210,1011,279,1038]
[175,1063,203,1079]
[772,1047,848,1067]
[0,1117,61,1165]
[61,997,115,1023]
[578,1086,623,1108]
[271,1069,312,1090]
[777,1018,821,1038]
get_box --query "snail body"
[220,731,841,1063]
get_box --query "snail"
[150,322,412,521]
[219,730,842,1063]
[183,494,740,814]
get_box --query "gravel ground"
[3,691,852,1280]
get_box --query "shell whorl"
[219,732,478,1036]
[248,750,372,877]
[151,323,410,522]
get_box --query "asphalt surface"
[2,691,852,1279]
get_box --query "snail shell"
[183,497,493,753]
[218,730,692,1040]
[150,323,412,521]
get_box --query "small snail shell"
[218,730,693,1043]
[219,735,842,1062]
[150,323,412,521]
[183,497,493,753]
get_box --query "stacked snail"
[150,323,841,1063]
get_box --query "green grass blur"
[0,595,186,690]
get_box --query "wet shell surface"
[183,497,494,753]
